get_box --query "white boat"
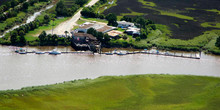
[112,49,118,54]
[17,48,27,54]
[49,49,61,55]
[117,51,127,55]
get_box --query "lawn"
[0,74,220,110]
[81,17,108,23]
[24,17,70,40]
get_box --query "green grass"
[24,17,70,39]
[201,22,220,28]
[159,11,194,20]
[139,2,194,21]
[81,17,108,23]
[138,0,156,7]
[0,74,220,110]
[118,8,145,20]
[206,9,220,15]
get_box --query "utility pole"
[52,18,55,35]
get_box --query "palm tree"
[64,31,69,52]
[64,31,69,38]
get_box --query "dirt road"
[46,0,99,35]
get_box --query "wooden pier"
[15,49,201,59]
[102,50,201,59]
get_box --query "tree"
[136,17,146,29]
[19,35,26,45]
[106,13,118,26]
[39,31,47,43]
[87,28,97,36]
[10,31,18,45]
[22,2,29,11]
[135,37,141,41]
[19,30,25,37]
[216,36,220,48]
[55,0,68,16]
[122,35,128,40]
[44,14,50,24]
[75,0,87,7]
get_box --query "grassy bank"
[0,74,220,110]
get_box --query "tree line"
[87,28,111,45]
[38,31,71,46]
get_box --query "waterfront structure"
[71,33,101,52]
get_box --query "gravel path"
[46,0,99,35]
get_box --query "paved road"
[46,0,99,35]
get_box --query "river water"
[0,45,220,90]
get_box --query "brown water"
[0,45,220,90]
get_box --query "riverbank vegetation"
[0,74,220,110]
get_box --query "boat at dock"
[36,51,45,54]
[117,51,127,56]
[49,49,61,55]
[15,48,27,54]
[105,52,113,55]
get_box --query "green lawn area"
[0,74,220,110]
[24,17,70,41]
[81,17,108,23]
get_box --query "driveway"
[46,0,99,35]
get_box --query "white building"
[117,21,135,28]
[76,22,116,33]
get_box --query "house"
[76,22,116,33]
[72,33,98,44]
[117,21,135,28]
[125,27,140,37]
[71,33,100,52]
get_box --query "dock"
[102,50,201,59]
[15,49,201,59]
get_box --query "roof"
[96,26,114,33]
[79,22,116,33]
[107,30,123,37]
[117,21,134,25]
[73,33,97,40]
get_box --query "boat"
[112,49,118,54]
[19,51,27,54]
[117,51,127,56]
[105,52,113,55]
[35,51,45,54]
[17,48,27,54]
[49,49,61,55]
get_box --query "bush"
[215,36,220,48]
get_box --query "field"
[103,0,220,40]
[0,74,220,110]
